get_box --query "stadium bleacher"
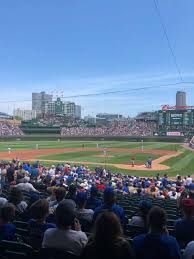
[0,161,193,259]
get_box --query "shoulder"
[161,235,179,245]
[44,228,57,237]
[45,223,56,229]
[72,230,88,241]
[133,234,146,244]
[94,205,103,213]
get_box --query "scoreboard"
[158,109,194,128]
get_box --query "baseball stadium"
[1,1,194,258]
[0,104,194,177]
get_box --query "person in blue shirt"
[174,198,194,248]
[133,206,181,259]
[30,166,39,179]
[0,203,16,241]
[162,174,169,187]
[86,186,102,210]
[93,187,126,225]
[23,162,30,172]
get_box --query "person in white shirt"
[42,199,88,256]
[183,241,194,259]
[48,166,56,177]
[186,175,193,186]
[16,178,39,193]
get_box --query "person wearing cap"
[130,200,152,229]
[42,199,88,256]
[86,186,102,210]
[76,192,94,223]
[93,187,126,225]
[174,198,194,248]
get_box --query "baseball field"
[0,140,193,177]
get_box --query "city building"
[84,115,96,124]
[176,91,186,107]
[64,102,76,117]
[13,109,37,121]
[45,98,76,116]
[32,91,52,115]
[75,105,81,119]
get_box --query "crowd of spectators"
[0,122,24,136]
[61,120,157,137]
[0,160,193,258]
[189,136,194,149]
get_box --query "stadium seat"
[38,248,79,259]
[0,240,34,258]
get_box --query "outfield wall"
[0,134,186,142]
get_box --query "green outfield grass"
[0,140,181,151]
[38,151,159,165]
[0,140,193,177]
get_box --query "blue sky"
[0,0,194,116]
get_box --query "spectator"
[42,199,88,256]
[0,122,24,136]
[28,199,56,249]
[183,241,194,259]
[80,211,134,259]
[86,186,102,210]
[76,192,94,223]
[9,187,28,213]
[130,200,152,229]
[16,177,39,193]
[65,184,77,202]
[133,206,181,259]
[49,188,66,209]
[93,187,126,225]
[175,198,194,247]
[0,203,16,241]
[186,175,193,187]
[7,164,15,183]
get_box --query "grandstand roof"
[0,112,13,119]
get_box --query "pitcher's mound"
[94,155,114,158]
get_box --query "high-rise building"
[176,91,186,107]
[13,109,37,121]
[45,98,76,117]
[64,102,76,117]
[32,91,52,115]
[75,105,81,119]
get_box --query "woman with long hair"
[81,211,134,259]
